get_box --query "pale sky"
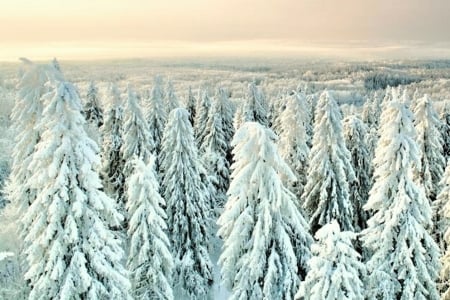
[1,0,450,60]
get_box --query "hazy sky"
[1,0,450,60]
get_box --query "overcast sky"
[1,0,449,60]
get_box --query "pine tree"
[218,122,313,300]
[278,92,310,200]
[84,81,104,127]
[101,83,125,201]
[303,90,356,234]
[145,76,167,156]
[121,84,154,178]
[22,80,131,300]
[200,102,230,213]
[413,94,445,203]
[243,82,269,126]
[441,102,450,162]
[296,220,365,300]
[233,103,244,131]
[361,98,440,300]
[439,161,450,297]
[160,108,213,299]
[126,157,173,300]
[194,89,212,150]
[216,87,235,163]
[343,115,372,232]
[6,60,61,222]
[164,80,180,114]
[186,86,197,126]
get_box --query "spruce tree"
[439,161,450,297]
[441,102,450,162]
[100,83,125,201]
[22,80,131,300]
[413,94,445,203]
[278,92,310,200]
[343,115,372,232]
[243,82,269,126]
[361,99,440,300]
[218,122,312,300]
[200,102,230,213]
[296,220,365,300]
[160,108,213,299]
[126,157,173,300]
[186,86,197,126]
[216,87,235,163]
[194,89,212,150]
[121,84,154,178]
[302,90,355,234]
[84,81,104,128]
[164,80,180,114]
[145,76,167,156]
[7,60,61,224]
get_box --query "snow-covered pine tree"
[160,108,213,299]
[343,115,372,232]
[200,102,230,213]
[243,82,269,126]
[278,92,310,201]
[101,83,125,201]
[194,89,212,150]
[218,122,313,300]
[296,220,365,300]
[22,80,131,300]
[126,157,173,300]
[302,90,356,234]
[144,76,167,156]
[441,102,450,162]
[7,60,61,222]
[439,161,450,297]
[233,103,244,131]
[413,94,445,204]
[361,98,440,300]
[216,87,235,163]
[121,84,154,178]
[164,80,180,114]
[84,81,104,128]
[186,86,197,126]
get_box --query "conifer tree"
[438,162,450,297]
[441,102,450,162]
[361,99,440,300]
[216,87,235,162]
[243,82,269,126]
[101,83,125,200]
[343,115,372,232]
[194,89,212,150]
[413,94,445,203]
[186,86,197,126]
[303,91,356,233]
[126,157,173,300]
[7,60,61,221]
[145,76,167,156]
[22,80,131,300]
[160,108,213,299]
[233,103,244,131]
[296,220,365,300]
[164,80,180,114]
[200,102,230,213]
[84,81,104,127]
[278,92,310,200]
[218,122,313,300]
[121,84,154,178]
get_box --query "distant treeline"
[364,72,422,90]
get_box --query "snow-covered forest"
[2,57,450,299]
